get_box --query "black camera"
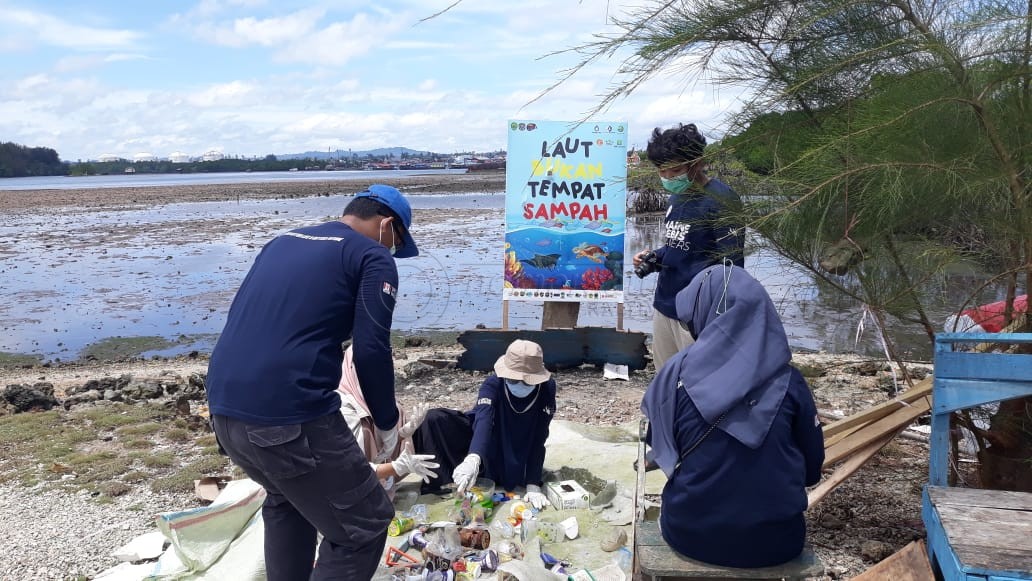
[634,250,663,278]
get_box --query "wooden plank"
[851,540,935,581]
[635,521,824,579]
[501,299,509,330]
[541,301,580,329]
[936,505,1032,555]
[456,328,649,371]
[824,395,931,465]
[823,421,867,448]
[821,378,932,438]
[809,432,896,506]
[929,487,1032,512]
[933,378,1032,414]
[935,351,1032,382]
[947,544,1032,578]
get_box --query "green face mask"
[660,173,693,194]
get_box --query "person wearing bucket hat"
[205,183,419,580]
[412,339,557,507]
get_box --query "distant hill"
[278,147,435,160]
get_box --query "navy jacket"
[207,221,399,429]
[654,179,744,320]
[659,368,824,568]
[466,375,556,491]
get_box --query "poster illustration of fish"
[503,120,627,303]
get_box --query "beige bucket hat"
[494,339,551,384]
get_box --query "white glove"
[374,422,399,463]
[391,443,440,483]
[452,453,481,495]
[524,483,549,510]
[399,403,430,439]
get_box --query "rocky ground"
[0,343,937,580]
[0,173,940,579]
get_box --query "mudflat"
[0,171,506,212]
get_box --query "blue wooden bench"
[924,333,1032,581]
[634,419,824,581]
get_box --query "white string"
[854,304,900,397]
[716,258,734,315]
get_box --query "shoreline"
[0,171,506,212]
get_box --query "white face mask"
[378,218,397,256]
[504,379,537,398]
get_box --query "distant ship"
[466,158,506,171]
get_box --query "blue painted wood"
[929,410,952,487]
[933,379,1032,413]
[924,488,970,581]
[926,334,1032,581]
[935,352,1032,381]
[936,332,1032,346]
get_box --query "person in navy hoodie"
[633,123,745,371]
[641,262,825,568]
[206,184,418,581]
[412,339,557,510]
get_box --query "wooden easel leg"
[502,300,509,330]
[617,302,625,331]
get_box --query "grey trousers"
[651,308,696,372]
[212,412,393,581]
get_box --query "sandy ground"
[0,171,506,212]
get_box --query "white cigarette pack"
[544,480,590,511]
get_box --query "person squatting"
[205,173,823,578]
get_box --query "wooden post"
[502,300,509,330]
[541,302,580,329]
[617,303,625,331]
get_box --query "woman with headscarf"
[412,339,557,509]
[641,262,825,568]
[338,346,438,499]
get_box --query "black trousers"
[411,408,476,494]
[212,412,393,581]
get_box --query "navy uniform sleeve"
[352,248,400,431]
[702,180,744,267]
[468,376,500,458]
[790,370,825,486]
[524,379,556,486]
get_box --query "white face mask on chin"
[504,379,537,398]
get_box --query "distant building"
[97,154,122,162]
[168,151,190,163]
[627,150,641,167]
[201,150,224,162]
[133,153,157,162]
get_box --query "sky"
[0,0,743,162]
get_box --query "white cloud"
[186,80,258,107]
[197,8,323,47]
[0,7,141,50]
[53,53,149,73]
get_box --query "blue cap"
[354,184,419,258]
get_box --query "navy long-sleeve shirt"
[206,220,399,429]
[659,368,824,568]
[466,375,556,491]
[653,178,744,320]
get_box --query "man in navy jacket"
[633,123,745,371]
[206,184,418,581]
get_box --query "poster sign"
[503,120,627,303]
